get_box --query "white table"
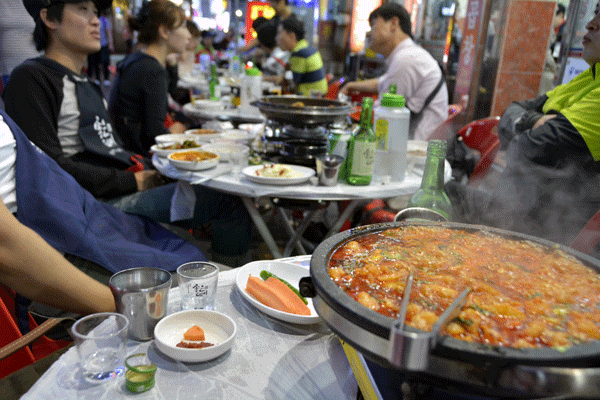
[21,256,358,400]
[153,155,445,259]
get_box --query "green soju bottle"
[346,97,376,185]
[407,140,453,219]
[209,63,219,100]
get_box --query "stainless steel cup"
[316,154,344,186]
[109,268,172,341]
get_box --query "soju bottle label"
[350,141,376,176]
[375,119,389,151]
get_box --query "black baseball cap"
[23,0,112,20]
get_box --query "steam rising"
[448,149,600,255]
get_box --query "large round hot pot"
[306,221,600,398]
[252,95,352,126]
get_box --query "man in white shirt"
[341,3,448,140]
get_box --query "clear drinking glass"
[177,262,219,310]
[228,147,249,177]
[71,312,129,382]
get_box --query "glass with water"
[71,312,129,382]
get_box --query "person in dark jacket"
[446,6,600,250]
[109,0,190,156]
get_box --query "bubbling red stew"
[328,226,600,349]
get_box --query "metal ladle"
[387,272,471,371]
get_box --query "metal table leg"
[277,208,308,255]
[241,197,282,259]
[281,208,322,257]
[325,199,364,239]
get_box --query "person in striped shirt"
[276,15,327,96]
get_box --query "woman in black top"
[109,0,189,156]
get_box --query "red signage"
[350,0,381,52]
[245,2,276,46]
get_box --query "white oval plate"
[184,129,224,141]
[235,261,319,325]
[201,143,249,162]
[242,164,315,185]
[154,310,236,363]
[155,133,195,145]
[168,151,220,171]
[150,143,203,158]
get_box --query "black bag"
[446,135,478,183]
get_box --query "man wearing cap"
[276,15,327,96]
[1,0,252,267]
[341,3,448,141]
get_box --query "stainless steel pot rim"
[310,221,600,366]
[252,95,352,125]
[253,95,351,109]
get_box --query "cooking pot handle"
[299,277,316,298]
[394,207,448,223]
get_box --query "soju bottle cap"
[381,93,405,108]
[246,67,262,76]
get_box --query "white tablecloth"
[22,257,358,400]
[153,154,445,200]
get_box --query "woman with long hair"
[109,0,190,156]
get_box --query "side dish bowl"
[167,150,219,171]
[153,310,236,363]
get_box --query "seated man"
[341,3,448,141]
[254,17,290,81]
[3,0,251,266]
[446,6,600,250]
[276,15,328,97]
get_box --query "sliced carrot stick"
[183,325,205,341]
[246,275,311,316]
[246,276,289,313]
[264,277,311,315]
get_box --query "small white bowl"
[191,99,223,112]
[222,129,255,142]
[167,150,219,171]
[184,129,224,142]
[407,140,428,171]
[154,310,236,363]
[150,142,202,158]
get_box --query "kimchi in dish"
[328,226,600,349]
